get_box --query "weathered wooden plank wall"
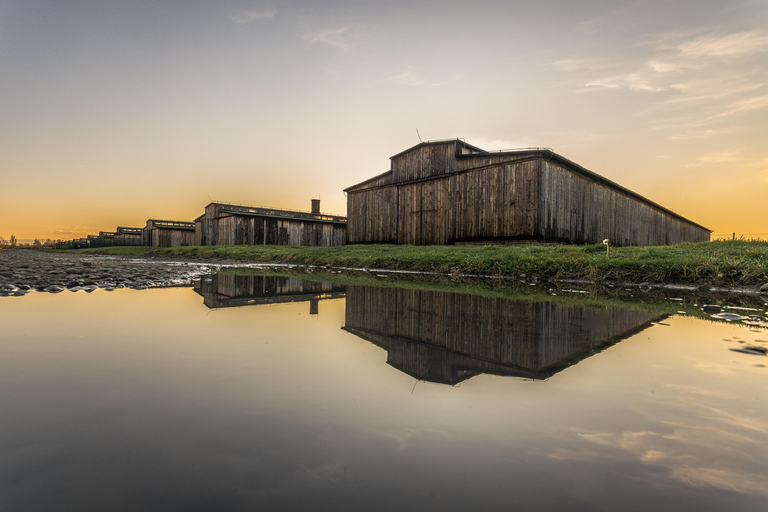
[113,234,143,246]
[396,178,444,245]
[143,221,195,247]
[208,215,345,246]
[348,159,540,244]
[346,187,398,243]
[88,234,114,248]
[538,161,710,245]
[149,228,195,247]
[392,143,456,182]
[196,203,346,247]
[447,161,538,242]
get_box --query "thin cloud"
[551,25,768,134]
[377,66,461,87]
[711,94,768,119]
[670,467,767,493]
[675,31,768,58]
[666,126,738,140]
[644,75,767,131]
[583,80,621,90]
[581,69,667,93]
[625,72,666,92]
[686,149,743,167]
[647,60,678,73]
[548,59,610,73]
[381,66,425,86]
[230,6,276,24]
[303,27,358,53]
[50,227,98,237]
[660,78,764,105]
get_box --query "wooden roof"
[146,219,195,230]
[201,202,347,225]
[115,226,143,235]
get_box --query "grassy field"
[79,240,768,287]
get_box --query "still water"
[0,274,766,511]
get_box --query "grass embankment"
[83,240,768,287]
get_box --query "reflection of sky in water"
[0,289,765,511]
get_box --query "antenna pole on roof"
[416,128,423,143]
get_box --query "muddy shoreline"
[0,250,221,294]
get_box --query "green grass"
[80,240,768,286]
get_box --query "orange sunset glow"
[1,0,767,242]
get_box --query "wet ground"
[0,250,218,293]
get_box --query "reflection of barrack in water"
[343,286,664,385]
[193,274,345,312]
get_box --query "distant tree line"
[0,235,59,249]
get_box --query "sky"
[1,0,767,242]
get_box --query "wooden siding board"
[113,234,143,246]
[374,159,540,245]
[346,187,397,243]
[392,142,459,183]
[197,202,346,247]
[445,161,538,243]
[537,161,709,245]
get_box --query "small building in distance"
[113,226,143,246]
[87,232,115,248]
[195,199,346,247]
[71,238,89,249]
[345,139,710,246]
[142,219,195,247]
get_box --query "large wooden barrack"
[345,140,710,246]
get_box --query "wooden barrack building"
[142,219,195,247]
[87,231,115,248]
[345,139,710,246]
[113,226,143,246]
[194,200,346,247]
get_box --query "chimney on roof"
[311,199,321,214]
